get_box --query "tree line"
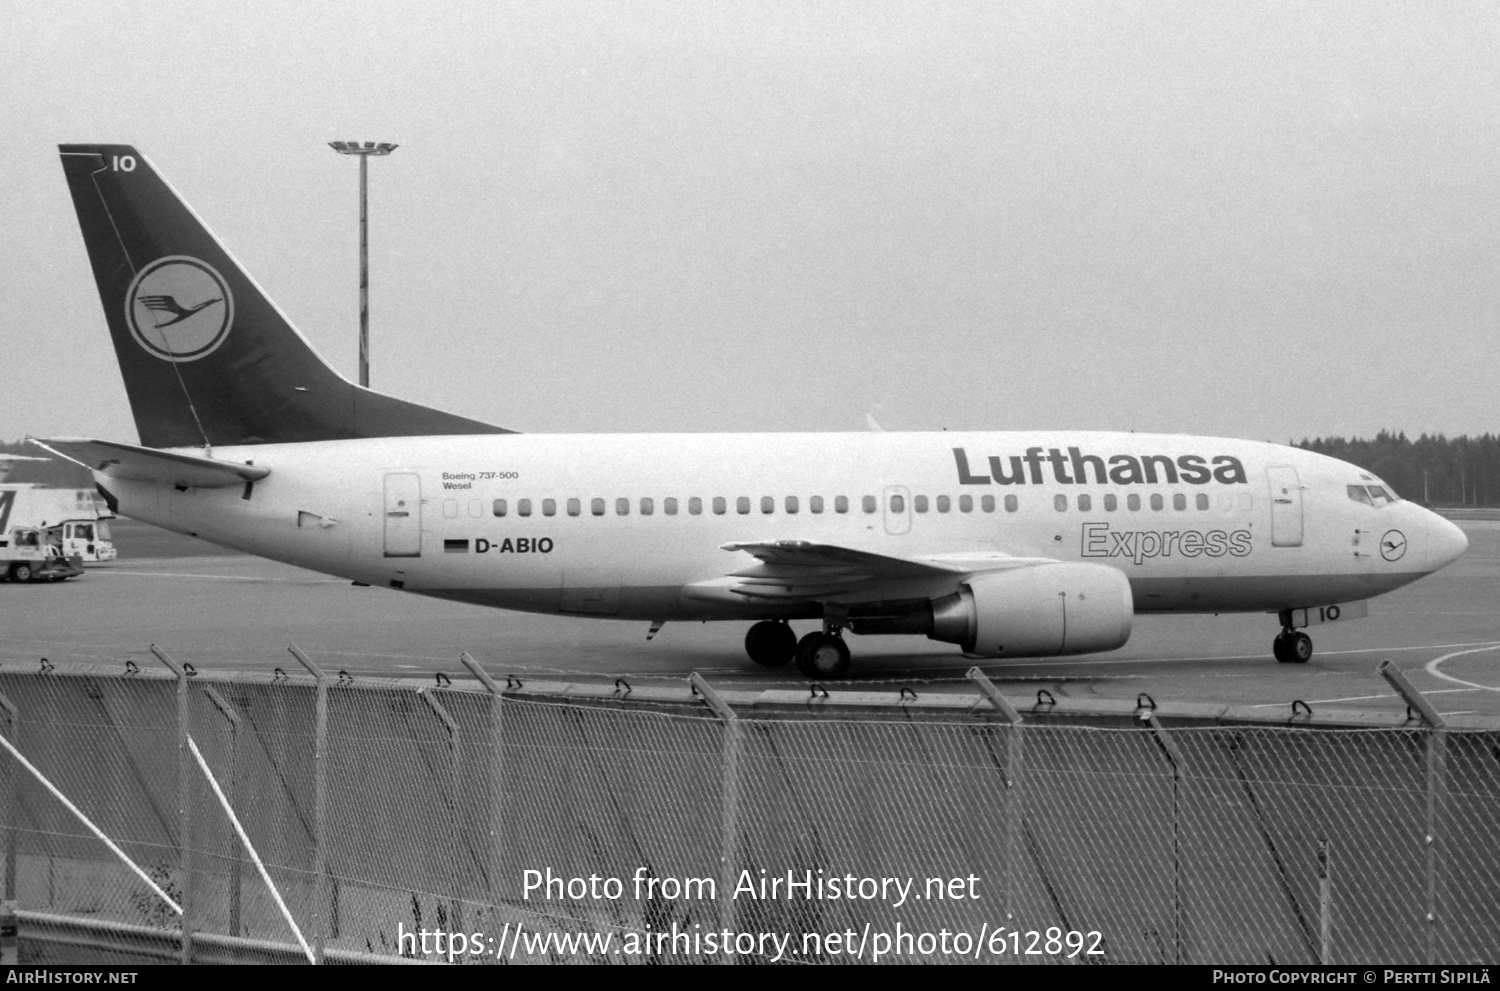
[1295,432,1499,507]
[5,432,1498,507]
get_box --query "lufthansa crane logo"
[1380,529,1407,562]
[124,256,234,362]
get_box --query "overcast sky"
[3,1,1496,445]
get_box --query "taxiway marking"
[1424,643,1500,692]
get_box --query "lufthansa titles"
[953,447,1248,487]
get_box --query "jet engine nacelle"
[928,563,1133,658]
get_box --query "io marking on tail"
[125,256,233,362]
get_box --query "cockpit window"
[1348,482,1398,507]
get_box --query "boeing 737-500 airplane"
[40,144,1469,678]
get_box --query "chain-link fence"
[0,653,1495,965]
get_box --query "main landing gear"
[1273,625,1313,664]
[743,620,852,679]
[744,620,797,668]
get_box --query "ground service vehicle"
[0,485,116,563]
[0,526,84,582]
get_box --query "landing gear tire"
[745,621,797,668]
[795,632,851,680]
[1273,631,1313,664]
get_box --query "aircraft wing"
[714,539,1055,602]
[32,438,269,489]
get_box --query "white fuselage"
[99,431,1465,628]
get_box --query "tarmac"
[2,516,1497,722]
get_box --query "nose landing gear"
[1273,628,1313,664]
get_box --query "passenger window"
[542,498,557,517]
[518,499,532,517]
[862,495,877,513]
[737,496,751,514]
[1005,495,1018,512]
[1347,485,1373,506]
[1150,494,1163,511]
[914,495,929,513]
[890,494,905,513]
[936,495,951,513]
[835,496,849,514]
[567,498,581,517]
[810,496,824,514]
[760,496,774,514]
[713,497,727,515]
[786,496,799,514]
[591,498,606,516]
[1128,494,1141,511]
[615,498,629,516]
[1173,493,1186,511]
[689,497,703,515]
[1054,494,1067,512]
[1196,493,1208,511]
[664,497,678,515]
[981,495,995,512]
[492,499,507,517]
[640,497,654,516]
[959,494,973,513]
[1077,494,1091,511]
[1104,494,1117,512]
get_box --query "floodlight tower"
[329,141,398,388]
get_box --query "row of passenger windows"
[484,490,1231,518]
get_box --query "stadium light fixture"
[329,141,399,388]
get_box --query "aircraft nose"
[1425,511,1468,571]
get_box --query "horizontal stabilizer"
[32,438,269,489]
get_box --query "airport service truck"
[0,525,83,582]
[0,485,116,563]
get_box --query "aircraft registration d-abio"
[42,145,1468,678]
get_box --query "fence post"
[0,691,16,965]
[150,646,195,964]
[1378,660,1446,964]
[418,687,463,940]
[155,648,245,942]
[201,685,244,939]
[689,673,738,959]
[966,668,1023,926]
[1139,704,1187,965]
[1318,839,1332,964]
[289,644,329,965]
[460,653,506,913]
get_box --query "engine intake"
[929,563,1133,658]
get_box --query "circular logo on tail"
[124,256,233,362]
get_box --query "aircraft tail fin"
[58,145,511,448]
